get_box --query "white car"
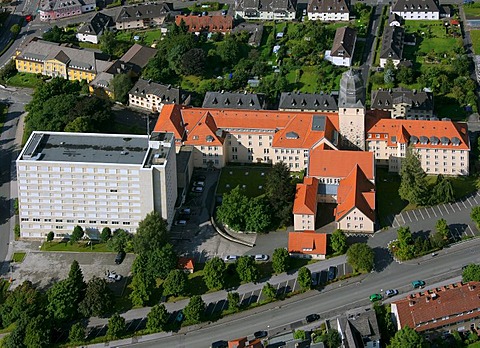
[385,289,398,297]
[254,254,269,262]
[192,186,204,193]
[106,271,122,282]
[224,255,239,262]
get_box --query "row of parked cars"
[223,254,269,262]
[369,280,426,302]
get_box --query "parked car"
[221,9,227,15]
[175,311,184,322]
[106,271,122,282]
[412,280,425,289]
[211,341,228,348]
[180,208,191,215]
[369,293,382,302]
[385,289,398,297]
[319,270,328,285]
[192,186,204,193]
[224,255,239,262]
[328,266,337,281]
[175,220,187,226]
[115,250,126,265]
[253,331,268,339]
[194,181,205,187]
[254,254,269,262]
[311,272,319,286]
[305,314,320,323]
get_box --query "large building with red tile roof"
[288,231,327,259]
[391,281,480,334]
[175,14,233,34]
[293,177,319,231]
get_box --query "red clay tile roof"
[186,111,224,146]
[308,147,375,180]
[177,257,195,270]
[293,177,319,215]
[153,104,185,140]
[366,118,469,150]
[335,164,375,222]
[175,14,233,33]
[228,337,248,348]
[392,282,480,332]
[288,231,327,255]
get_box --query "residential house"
[366,117,470,175]
[370,87,434,119]
[39,0,95,21]
[278,92,338,112]
[232,22,264,47]
[380,26,405,67]
[89,43,157,98]
[228,337,263,348]
[76,12,113,44]
[116,3,174,30]
[202,91,266,110]
[15,38,110,83]
[129,78,189,112]
[293,177,318,231]
[16,131,178,238]
[391,281,480,334]
[288,231,327,259]
[235,0,296,21]
[175,14,233,34]
[307,0,350,21]
[336,307,381,348]
[325,26,357,67]
[178,257,195,273]
[391,0,440,20]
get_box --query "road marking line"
[436,206,443,216]
[473,196,479,204]
[469,198,475,207]
[221,300,228,310]
[400,213,406,225]
[412,210,419,221]
[212,301,220,314]
[425,208,431,219]
[134,318,144,332]
[442,204,450,215]
[468,225,476,237]
[240,293,246,304]
[431,207,437,217]
[450,204,456,213]
[418,209,424,220]
[404,211,411,222]
[456,202,461,211]
[292,277,298,291]
[249,293,256,305]
[257,290,263,303]
[462,200,468,208]
[284,283,289,294]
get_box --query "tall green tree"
[130,269,156,306]
[183,295,205,323]
[163,269,188,297]
[134,212,169,254]
[245,195,272,233]
[78,277,114,317]
[435,218,450,244]
[46,279,78,324]
[46,231,54,242]
[262,282,277,300]
[146,304,169,333]
[1,281,42,327]
[430,175,454,205]
[99,30,117,56]
[70,225,84,243]
[107,229,133,252]
[69,322,86,344]
[227,292,240,311]
[147,244,178,279]
[325,329,342,348]
[471,206,480,228]
[394,226,415,261]
[462,264,480,282]
[399,149,428,206]
[24,315,51,348]
[297,267,312,290]
[181,48,206,75]
[111,73,134,104]
[272,248,290,274]
[216,35,241,68]
[347,243,375,272]
[69,260,86,298]
[389,326,429,348]
[217,186,250,231]
[10,24,20,36]
[107,313,125,340]
[236,256,259,283]
[100,227,112,243]
[265,163,295,227]
[203,257,226,290]
[330,229,348,254]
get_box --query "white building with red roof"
[288,231,327,259]
[391,281,480,334]
[293,177,319,231]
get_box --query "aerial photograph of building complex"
[1,0,480,346]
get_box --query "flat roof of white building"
[19,132,149,165]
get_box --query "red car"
[25,15,33,22]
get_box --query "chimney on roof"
[431,293,438,299]
[413,89,417,94]
[469,284,475,291]
[409,301,415,307]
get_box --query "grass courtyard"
[217,166,271,198]
[470,30,480,54]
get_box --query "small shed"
[178,257,195,273]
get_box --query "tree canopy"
[462,264,480,282]
[272,248,290,274]
[389,326,429,348]
[347,243,375,272]
[163,269,188,297]
[471,206,480,228]
[107,313,125,339]
[297,267,312,290]
[331,229,348,254]
[236,256,259,283]
[146,304,169,333]
[107,229,134,252]
[134,212,169,254]
[79,277,114,317]
[399,149,428,206]
[203,257,226,290]
[265,163,295,227]
[183,295,205,324]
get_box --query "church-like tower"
[338,69,366,150]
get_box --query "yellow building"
[15,38,110,83]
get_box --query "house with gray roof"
[76,13,113,44]
[279,92,338,112]
[202,91,266,110]
[129,79,190,112]
[371,87,434,119]
[380,26,404,67]
[335,307,381,348]
[235,0,296,21]
[307,0,350,21]
[232,23,264,47]
[391,0,440,20]
[325,26,356,67]
[39,0,95,21]
[116,3,174,30]
[388,12,403,26]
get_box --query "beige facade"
[337,207,374,232]
[192,143,227,168]
[293,214,315,231]
[17,131,177,239]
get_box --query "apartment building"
[235,0,296,21]
[307,0,350,21]
[391,0,440,20]
[380,26,405,68]
[116,3,174,30]
[175,14,234,34]
[39,0,95,21]
[15,38,110,83]
[366,118,469,175]
[325,26,357,67]
[391,282,480,334]
[129,79,189,112]
[202,91,266,110]
[288,231,327,259]
[76,12,113,44]
[293,177,318,231]
[278,92,338,112]
[371,87,434,119]
[17,131,177,239]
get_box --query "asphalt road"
[125,238,480,348]
[0,87,31,274]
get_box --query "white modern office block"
[17,131,177,239]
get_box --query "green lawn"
[469,342,480,348]
[285,66,319,93]
[41,241,112,252]
[217,166,271,198]
[6,72,46,88]
[79,42,100,50]
[12,252,26,263]
[470,30,480,54]
[376,167,409,227]
[464,2,480,19]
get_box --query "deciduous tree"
[79,277,114,317]
[107,313,125,340]
[111,73,134,104]
[181,48,206,76]
[100,227,112,243]
[108,229,133,252]
[217,186,249,231]
[399,149,428,206]
[203,257,225,290]
[227,292,240,311]
[272,248,290,274]
[462,264,480,282]
[163,269,188,297]
[236,256,259,283]
[130,269,156,306]
[69,322,86,344]
[47,278,78,324]
[10,24,20,36]
[245,195,272,233]
[46,231,54,242]
[24,314,51,348]
[389,326,428,348]
[297,267,312,290]
[435,218,450,244]
[134,212,169,254]
[146,304,169,333]
[183,295,205,323]
[262,282,277,300]
[1,281,42,327]
[325,329,342,348]
[330,229,348,254]
[347,243,375,273]
[471,206,480,228]
[265,163,295,227]
[70,225,84,243]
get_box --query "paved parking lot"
[388,192,480,242]
[9,249,134,292]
